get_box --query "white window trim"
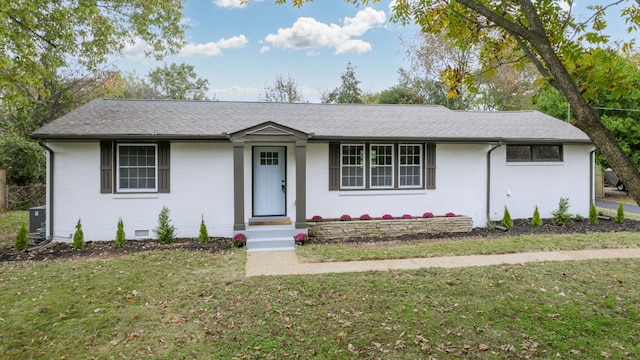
[369,144,394,189]
[340,144,365,189]
[398,144,423,188]
[116,143,159,193]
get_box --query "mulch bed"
[2,217,640,262]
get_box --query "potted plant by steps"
[232,233,247,248]
[294,233,308,245]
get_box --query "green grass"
[296,232,640,263]
[1,208,640,358]
[1,252,639,359]
[0,211,28,248]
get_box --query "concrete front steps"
[245,224,298,252]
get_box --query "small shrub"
[445,212,456,217]
[616,202,625,223]
[15,222,28,251]
[311,215,323,221]
[531,206,542,227]
[485,221,496,231]
[232,233,246,247]
[154,206,176,243]
[551,198,571,226]
[501,207,513,229]
[589,202,598,225]
[422,212,434,218]
[198,216,210,243]
[573,214,585,222]
[294,233,308,245]
[382,214,394,220]
[339,214,351,221]
[115,218,126,247]
[402,214,412,219]
[359,214,371,220]
[73,218,85,249]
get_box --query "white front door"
[253,146,286,216]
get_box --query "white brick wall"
[46,141,592,242]
[49,142,235,242]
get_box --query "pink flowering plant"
[294,233,308,245]
[340,214,352,221]
[382,214,394,220]
[422,212,434,218]
[402,214,412,219]
[311,215,323,222]
[232,233,247,247]
[359,214,371,220]
[445,212,457,217]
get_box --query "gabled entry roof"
[31,98,591,143]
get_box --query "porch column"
[295,140,307,229]
[233,141,245,231]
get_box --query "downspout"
[590,148,596,206]
[37,141,54,240]
[486,143,502,225]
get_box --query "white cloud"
[179,35,249,57]
[335,39,371,54]
[121,38,152,61]
[264,7,386,55]
[259,46,270,54]
[213,86,261,101]
[213,0,246,9]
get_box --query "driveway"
[596,198,640,214]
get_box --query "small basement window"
[507,145,562,162]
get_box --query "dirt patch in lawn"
[3,214,640,262]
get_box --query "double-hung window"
[117,144,158,192]
[399,144,422,187]
[370,145,393,188]
[341,145,365,188]
[332,143,433,190]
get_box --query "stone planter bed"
[306,216,473,239]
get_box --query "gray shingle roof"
[30,98,591,143]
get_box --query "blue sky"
[112,0,637,103]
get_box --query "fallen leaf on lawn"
[479,343,489,351]
[170,316,185,323]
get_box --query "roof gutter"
[486,142,502,224]
[37,140,54,241]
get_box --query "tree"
[535,50,640,169]
[474,62,538,111]
[261,73,305,102]
[1,1,186,115]
[270,0,640,206]
[147,63,210,100]
[401,31,479,109]
[321,62,364,104]
[378,85,425,104]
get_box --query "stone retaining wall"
[307,216,473,239]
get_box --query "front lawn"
[1,249,639,358]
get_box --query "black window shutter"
[426,143,436,189]
[158,142,170,193]
[100,141,113,193]
[328,142,340,190]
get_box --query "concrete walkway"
[245,248,640,277]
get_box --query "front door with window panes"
[253,146,286,216]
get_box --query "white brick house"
[31,99,594,249]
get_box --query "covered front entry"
[230,121,308,231]
[253,146,286,216]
